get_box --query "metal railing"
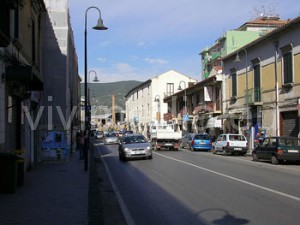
[245,87,262,103]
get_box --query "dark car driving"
[252,136,300,164]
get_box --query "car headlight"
[146,146,151,150]
[124,147,130,152]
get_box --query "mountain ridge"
[80,80,143,114]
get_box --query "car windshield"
[194,135,210,140]
[229,135,246,141]
[278,137,300,146]
[106,133,117,137]
[123,136,147,144]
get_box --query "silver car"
[104,132,119,145]
[118,134,152,161]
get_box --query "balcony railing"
[245,87,262,104]
[193,101,221,114]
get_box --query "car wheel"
[148,155,153,160]
[190,146,194,151]
[271,155,279,165]
[252,153,259,161]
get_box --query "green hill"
[80,80,142,115]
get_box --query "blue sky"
[69,0,299,83]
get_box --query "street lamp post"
[178,80,188,131]
[88,70,99,104]
[235,48,252,152]
[87,70,99,131]
[178,80,187,115]
[154,95,160,123]
[84,6,107,171]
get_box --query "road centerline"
[154,152,300,202]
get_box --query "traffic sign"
[183,114,189,121]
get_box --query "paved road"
[97,145,300,225]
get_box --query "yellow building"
[222,16,300,150]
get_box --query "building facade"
[163,16,289,141]
[222,16,300,151]
[125,70,197,136]
[39,0,80,156]
[0,0,80,170]
[0,0,46,169]
[200,16,287,80]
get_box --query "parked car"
[94,131,104,139]
[190,133,212,151]
[213,133,248,155]
[124,130,134,135]
[118,134,152,161]
[180,133,196,149]
[103,132,119,145]
[252,136,300,164]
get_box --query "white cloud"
[137,41,145,47]
[99,41,110,47]
[115,63,138,74]
[97,57,107,63]
[145,57,168,65]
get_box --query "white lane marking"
[154,152,300,202]
[101,154,136,225]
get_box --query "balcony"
[245,88,263,106]
[193,102,221,114]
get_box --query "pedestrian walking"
[76,131,80,151]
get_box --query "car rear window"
[278,138,300,147]
[194,135,210,140]
[228,135,246,141]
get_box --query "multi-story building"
[0,0,80,171]
[0,0,46,169]
[222,16,300,151]
[200,16,287,80]
[164,16,289,139]
[39,0,80,156]
[125,70,197,136]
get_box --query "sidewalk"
[0,152,89,225]
[0,144,127,225]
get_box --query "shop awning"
[206,116,222,128]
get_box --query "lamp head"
[93,18,108,30]
[177,85,183,91]
[234,52,241,62]
[93,75,99,82]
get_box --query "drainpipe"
[274,41,279,136]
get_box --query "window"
[283,52,293,84]
[230,69,237,98]
[31,19,35,62]
[252,58,261,102]
[281,44,293,85]
[166,83,174,96]
[10,7,19,39]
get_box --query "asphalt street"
[97,144,300,225]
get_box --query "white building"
[125,70,197,135]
